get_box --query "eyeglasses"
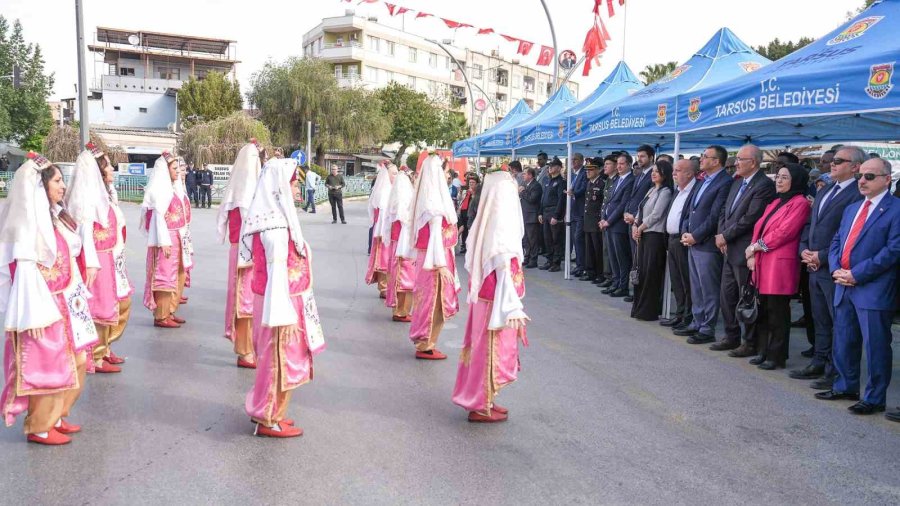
[832,157,851,166]
[853,172,890,181]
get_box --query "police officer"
[581,159,605,281]
[538,157,567,272]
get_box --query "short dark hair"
[537,152,548,159]
[550,157,563,167]
[508,160,523,172]
[637,144,656,159]
[617,152,633,166]
[656,154,674,164]
[603,154,618,164]
[776,151,800,164]
[707,145,728,167]
[525,167,537,178]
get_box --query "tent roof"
[452,99,533,157]
[479,85,578,154]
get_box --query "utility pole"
[75,0,90,146]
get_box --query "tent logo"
[865,63,894,99]
[739,61,762,73]
[687,98,702,122]
[575,118,583,135]
[505,132,512,145]
[657,65,691,84]
[515,130,521,144]
[827,16,884,45]
[656,104,667,126]
[558,121,566,138]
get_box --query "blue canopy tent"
[478,85,578,156]
[675,0,900,147]
[570,27,771,155]
[511,61,644,157]
[451,99,533,157]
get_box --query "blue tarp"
[511,61,644,156]
[570,27,771,152]
[676,0,900,146]
[451,99,533,157]
[478,86,578,154]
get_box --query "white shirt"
[305,171,320,190]
[666,179,697,235]
[850,188,889,225]
[817,177,856,215]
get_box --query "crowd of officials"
[452,144,900,422]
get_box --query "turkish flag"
[582,21,607,76]
[386,3,409,16]
[517,40,534,56]
[442,18,473,29]
[536,45,554,66]
[416,11,432,19]
[357,0,378,4]
[501,34,519,43]
[477,28,495,35]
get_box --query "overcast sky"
[5,0,860,101]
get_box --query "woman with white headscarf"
[65,142,133,373]
[407,154,460,360]
[0,152,100,444]
[241,157,323,438]
[141,151,187,328]
[452,168,528,423]
[384,165,416,322]
[364,162,397,298]
[173,157,194,306]
[217,140,262,368]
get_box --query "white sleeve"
[422,216,446,270]
[487,268,527,331]
[2,261,63,332]
[150,211,172,247]
[79,224,101,269]
[260,229,298,327]
[396,222,413,258]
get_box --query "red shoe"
[492,404,509,415]
[94,361,122,373]
[392,315,412,322]
[415,349,447,360]
[154,318,180,328]
[255,422,303,438]
[249,418,294,426]
[180,297,188,304]
[56,419,81,434]
[379,292,387,299]
[27,429,71,445]
[468,410,508,423]
[171,315,186,324]
[104,351,126,365]
[237,357,257,369]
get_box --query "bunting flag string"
[582,0,622,76]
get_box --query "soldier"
[581,160,605,282]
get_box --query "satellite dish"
[127,34,140,46]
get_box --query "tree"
[0,17,54,150]
[178,72,243,129]
[42,124,128,164]
[433,110,467,149]
[755,37,815,61]
[639,61,677,86]
[248,58,388,165]
[178,111,272,166]
[375,82,443,164]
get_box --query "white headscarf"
[65,150,111,227]
[140,155,175,233]
[411,154,458,235]
[464,170,524,304]
[386,169,414,228]
[217,142,261,243]
[368,163,395,223]
[239,158,305,264]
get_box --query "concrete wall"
[88,89,176,129]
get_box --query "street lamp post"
[538,0,559,92]
[74,0,90,146]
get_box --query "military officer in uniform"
[581,160,605,282]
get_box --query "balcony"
[335,74,373,88]
[92,75,184,94]
[317,43,364,63]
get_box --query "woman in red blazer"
[745,163,811,370]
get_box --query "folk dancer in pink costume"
[141,151,187,328]
[65,143,133,374]
[174,157,194,306]
[452,167,529,423]
[385,165,416,322]
[408,154,460,360]
[365,162,397,298]
[217,140,262,368]
[0,153,100,445]
[241,158,324,438]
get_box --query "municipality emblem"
[827,16,884,45]
[575,118,583,135]
[865,63,894,99]
[688,98,701,122]
[739,61,762,73]
[515,129,521,145]
[558,121,565,138]
[656,104,667,127]
[657,65,691,84]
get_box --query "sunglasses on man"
[853,172,890,181]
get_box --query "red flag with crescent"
[517,40,534,56]
[536,46,554,66]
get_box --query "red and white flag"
[517,40,534,56]
[477,28,495,35]
[415,11,432,19]
[536,45,554,66]
[442,18,473,29]
[385,3,410,16]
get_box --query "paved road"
[1,200,899,505]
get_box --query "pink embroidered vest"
[250,232,311,297]
[93,207,118,252]
[228,208,242,244]
[414,218,458,250]
[477,258,525,301]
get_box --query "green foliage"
[178,111,272,165]
[755,37,815,61]
[406,151,420,170]
[178,72,242,128]
[376,82,441,150]
[639,61,678,86]
[433,110,468,148]
[0,16,54,150]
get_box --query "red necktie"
[840,200,871,269]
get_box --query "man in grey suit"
[675,145,732,344]
[791,146,865,388]
[711,144,776,353]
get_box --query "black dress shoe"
[609,289,628,298]
[525,262,538,269]
[709,339,739,351]
[580,275,596,282]
[601,287,616,295]
[800,346,815,358]
[538,263,551,270]
[571,269,584,277]
[848,401,885,415]
[885,410,900,422]
[672,327,697,337]
[748,355,766,365]
[810,377,834,390]
[597,279,613,288]
[687,333,716,345]
[623,296,634,303]
[548,265,561,272]
[789,364,825,380]
[814,390,860,401]
[757,360,781,370]
[659,317,682,327]
[727,343,756,358]
[791,316,807,328]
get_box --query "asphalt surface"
[1,200,899,505]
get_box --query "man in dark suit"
[791,146,864,387]
[623,145,655,301]
[600,152,635,296]
[520,167,543,268]
[675,145,732,344]
[660,159,699,328]
[566,153,588,277]
[539,159,567,272]
[711,144,776,353]
[597,154,619,287]
[581,160,605,282]
[816,158,900,415]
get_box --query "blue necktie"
[693,177,712,206]
[730,180,749,212]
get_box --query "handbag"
[736,272,759,324]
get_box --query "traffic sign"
[290,150,307,166]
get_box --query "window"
[428,52,437,68]
[139,107,148,113]
[472,64,483,79]
[119,67,135,76]
[113,106,121,111]
[365,66,378,82]
[368,36,380,52]
[408,47,417,63]
[334,64,343,78]
[384,70,394,83]
[523,76,535,93]
[386,41,395,56]
[157,66,180,80]
[334,36,344,47]
[408,75,416,88]
[347,65,358,76]
[512,74,520,89]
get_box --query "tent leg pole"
[662,134,682,320]
[565,142,573,280]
